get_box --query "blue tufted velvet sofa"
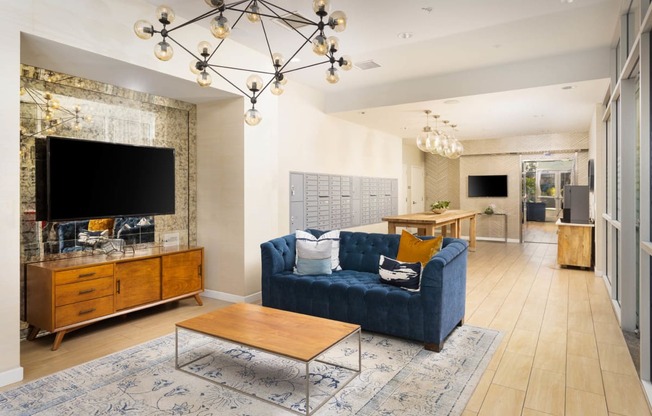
[261,231,468,351]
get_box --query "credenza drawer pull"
[78,288,96,295]
[78,308,96,315]
[78,272,96,278]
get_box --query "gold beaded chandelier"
[134,0,351,126]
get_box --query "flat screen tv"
[37,136,175,221]
[468,175,508,198]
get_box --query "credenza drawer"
[55,295,114,328]
[55,277,114,307]
[55,264,114,285]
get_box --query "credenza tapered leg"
[193,293,203,306]
[26,325,40,341]
[52,331,66,351]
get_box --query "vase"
[432,208,447,214]
[484,208,494,215]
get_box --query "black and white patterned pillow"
[378,255,422,291]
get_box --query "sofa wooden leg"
[458,318,465,327]
[424,342,442,352]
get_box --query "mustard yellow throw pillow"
[88,218,115,233]
[396,230,443,265]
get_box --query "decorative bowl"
[432,208,447,214]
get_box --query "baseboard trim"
[202,289,262,304]
[460,235,517,244]
[0,366,23,388]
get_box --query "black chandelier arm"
[165,9,220,33]
[256,0,318,34]
[257,0,315,25]
[206,63,275,76]
[26,115,76,138]
[57,106,78,117]
[276,27,320,74]
[223,5,318,28]
[257,10,276,66]
[166,34,206,64]
[283,59,331,74]
[23,88,45,107]
[206,2,251,62]
[205,65,252,98]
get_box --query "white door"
[401,164,409,214]
[410,165,424,213]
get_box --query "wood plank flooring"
[464,241,651,416]
[523,220,559,244]
[6,239,652,416]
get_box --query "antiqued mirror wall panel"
[19,64,198,325]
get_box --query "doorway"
[409,165,425,214]
[521,158,576,243]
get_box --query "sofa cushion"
[295,233,333,275]
[378,255,422,291]
[339,232,401,273]
[88,218,115,234]
[396,230,443,265]
[298,229,341,271]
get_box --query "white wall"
[276,82,403,236]
[197,98,246,297]
[0,4,23,387]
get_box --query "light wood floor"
[6,241,652,416]
[523,220,558,244]
[463,241,651,416]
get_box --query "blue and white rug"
[0,326,501,415]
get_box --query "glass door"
[537,169,572,221]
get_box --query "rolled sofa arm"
[261,235,296,304]
[420,237,469,346]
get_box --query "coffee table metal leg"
[305,362,311,416]
[175,326,361,416]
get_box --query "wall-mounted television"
[468,175,508,197]
[36,136,175,221]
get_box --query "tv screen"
[468,175,508,197]
[39,136,175,221]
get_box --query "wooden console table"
[382,210,477,251]
[26,245,204,350]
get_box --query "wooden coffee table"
[175,303,361,415]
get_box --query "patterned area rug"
[0,325,501,416]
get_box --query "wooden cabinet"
[115,258,161,310]
[26,246,203,350]
[557,220,593,268]
[162,250,202,299]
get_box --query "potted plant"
[431,200,450,214]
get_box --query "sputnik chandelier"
[134,0,351,126]
[415,110,464,159]
[20,86,91,138]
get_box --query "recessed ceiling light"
[290,57,301,63]
[397,32,413,40]
[561,85,575,90]
[561,0,574,3]
[444,99,460,105]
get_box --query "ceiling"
[23,1,621,142]
[150,0,620,141]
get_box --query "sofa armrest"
[261,235,296,305]
[420,238,468,345]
